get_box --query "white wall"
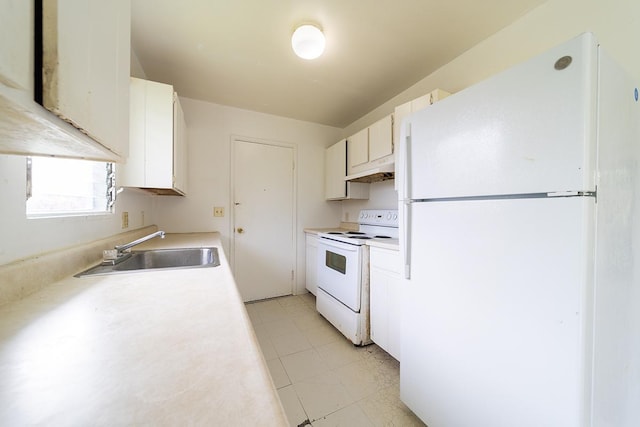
[343,0,640,137]
[0,154,154,265]
[152,98,343,294]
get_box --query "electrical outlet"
[122,211,129,229]
[213,207,224,217]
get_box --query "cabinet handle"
[236,227,244,234]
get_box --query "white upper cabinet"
[325,139,348,199]
[120,77,188,196]
[0,0,130,161]
[42,0,131,158]
[346,114,394,180]
[325,139,369,200]
[368,114,393,161]
[347,128,369,168]
[173,92,188,194]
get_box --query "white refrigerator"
[398,33,640,427]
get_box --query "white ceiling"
[131,0,545,128]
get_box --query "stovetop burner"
[318,209,398,246]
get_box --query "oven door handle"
[317,238,359,253]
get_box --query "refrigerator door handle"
[403,200,412,279]
[403,123,412,201]
[400,122,413,279]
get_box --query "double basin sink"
[76,247,220,277]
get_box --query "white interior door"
[232,138,295,302]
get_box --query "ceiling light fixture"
[291,24,325,60]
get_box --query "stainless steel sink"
[75,247,220,277]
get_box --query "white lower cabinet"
[305,233,318,295]
[369,246,402,360]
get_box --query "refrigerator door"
[405,33,598,200]
[401,197,594,427]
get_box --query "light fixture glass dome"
[291,24,325,60]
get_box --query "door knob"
[237,227,244,234]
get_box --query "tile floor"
[245,293,426,427]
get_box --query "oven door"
[317,238,362,312]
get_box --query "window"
[26,157,116,217]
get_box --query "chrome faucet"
[115,230,166,257]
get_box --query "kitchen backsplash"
[342,179,397,222]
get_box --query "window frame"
[25,156,117,218]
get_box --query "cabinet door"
[325,139,346,199]
[305,234,318,295]
[119,77,146,187]
[347,128,369,170]
[144,80,174,189]
[387,274,402,360]
[325,139,370,200]
[370,247,402,360]
[0,0,30,89]
[122,78,187,195]
[370,265,390,351]
[173,94,188,195]
[393,101,412,156]
[42,0,130,157]
[369,114,393,161]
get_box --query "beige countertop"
[0,233,287,426]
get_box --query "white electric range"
[316,209,399,345]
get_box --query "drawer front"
[370,247,400,275]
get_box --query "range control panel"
[358,209,398,227]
